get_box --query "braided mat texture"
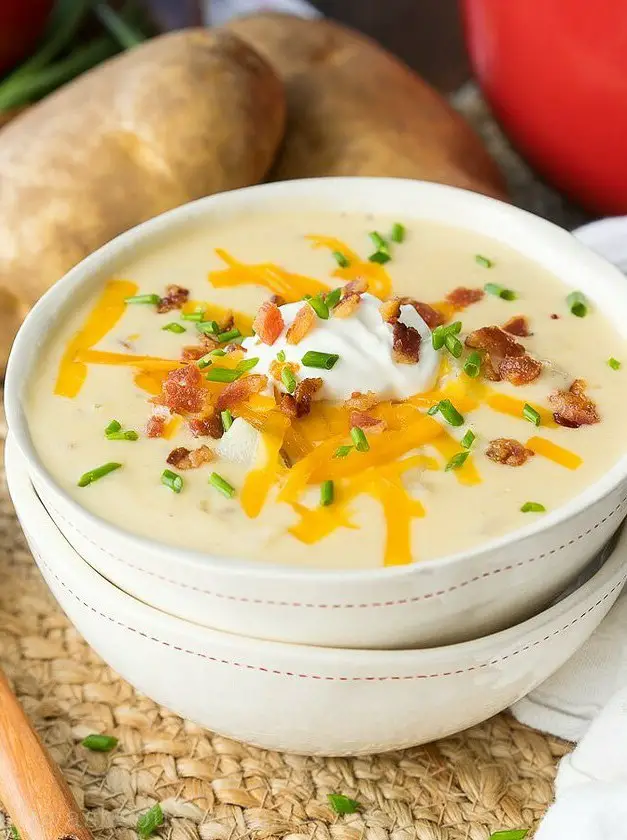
[0,89,583,839]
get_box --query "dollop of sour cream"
[242,293,440,402]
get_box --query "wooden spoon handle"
[0,669,92,840]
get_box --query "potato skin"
[226,14,507,199]
[0,29,285,367]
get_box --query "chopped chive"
[104,420,121,435]
[137,803,164,839]
[350,426,370,452]
[333,445,353,458]
[211,348,226,357]
[368,251,391,264]
[307,295,330,320]
[325,287,342,308]
[489,832,528,840]
[328,794,361,815]
[460,429,476,449]
[475,254,493,268]
[106,430,139,441]
[196,320,220,337]
[209,472,236,499]
[567,290,588,317]
[444,333,463,358]
[217,327,241,344]
[437,399,464,427]
[237,356,259,372]
[82,734,118,752]
[608,357,621,370]
[447,321,462,335]
[276,349,286,362]
[320,480,334,507]
[221,410,234,432]
[197,353,213,369]
[522,403,541,427]
[463,351,482,378]
[78,462,122,487]
[161,469,183,494]
[432,321,462,351]
[332,251,351,268]
[301,350,340,370]
[485,282,517,301]
[124,293,160,305]
[520,502,546,513]
[181,310,205,322]
[281,367,297,394]
[427,404,440,416]
[205,367,242,383]
[390,222,405,243]
[162,322,186,334]
[445,451,469,471]
[369,231,389,253]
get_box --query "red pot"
[0,0,54,76]
[462,0,627,215]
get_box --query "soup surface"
[26,210,627,569]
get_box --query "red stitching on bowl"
[43,494,627,610]
[24,536,627,681]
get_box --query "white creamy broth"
[26,210,627,569]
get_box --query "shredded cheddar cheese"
[209,249,329,302]
[526,436,583,470]
[306,234,392,299]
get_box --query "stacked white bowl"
[6,179,627,755]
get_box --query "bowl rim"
[6,176,627,582]
[6,431,627,667]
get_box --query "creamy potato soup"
[26,212,627,569]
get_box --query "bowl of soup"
[6,178,627,649]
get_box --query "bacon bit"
[380,298,401,324]
[499,354,542,385]
[465,325,526,380]
[549,379,600,428]
[162,365,205,414]
[343,277,368,296]
[379,296,445,329]
[333,292,361,319]
[269,294,285,307]
[392,322,421,364]
[349,411,387,434]
[550,313,560,320]
[166,445,214,470]
[286,304,316,345]
[446,287,484,309]
[216,374,268,411]
[503,315,531,337]
[279,394,298,418]
[146,415,166,438]
[486,438,535,466]
[157,285,189,314]
[345,391,379,411]
[280,377,323,419]
[253,300,284,345]
[189,414,223,439]
[225,342,245,354]
[181,345,208,361]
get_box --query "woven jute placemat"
[0,89,585,839]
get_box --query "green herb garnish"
[444,333,463,358]
[181,311,205,322]
[211,348,227,357]
[369,231,389,253]
[307,295,330,320]
[205,368,242,383]
[78,462,122,487]
[460,430,476,449]
[197,354,213,369]
[320,480,334,507]
[237,357,260,372]
[162,322,186,334]
[196,320,220,336]
[485,282,516,301]
[522,404,541,426]
[137,803,164,839]
[350,426,370,452]
[161,469,183,494]
[82,734,118,752]
[520,502,546,513]
[332,251,350,269]
[463,351,482,378]
[217,327,241,344]
[276,350,286,362]
[431,321,462,350]
[106,430,139,441]
[124,294,160,305]
[475,254,494,268]
[429,399,464,427]
[390,222,405,243]
[333,445,353,458]
[368,251,391,265]
[608,357,621,370]
[328,794,361,815]
[566,290,588,317]
[301,350,340,370]
[209,472,236,499]
[325,287,343,308]
[104,420,121,435]
[445,452,469,472]
[282,367,297,394]
[221,410,233,432]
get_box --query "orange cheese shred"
[209,249,329,302]
[306,234,392,299]
[526,436,583,470]
[486,393,556,427]
[430,432,481,486]
[183,300,253,335]
[240,412,290,518]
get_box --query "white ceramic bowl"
[6,433,627,756]
[6,178,627,649]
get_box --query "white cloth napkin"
[511,216,627,839]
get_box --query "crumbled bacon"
[550,313,560,320]
[157,285,189,314]
[189,414,223,439]
[503,315,531,337]
[166,445,214,470]
[162,365,205,414]
[380,296,445,329]
[343,277,368,296]
[279,377,323,419]
[216,374,268,411]
[146,415,167,438]
[380,298,401,324]
[286,304,316,345]
[486,438,535,466]
[549,379,599,428]
[465,326,526,380]
[224,342,244,354]
[333,292,361,319]
[499,354,542,385]
[392,322,421,364]
[345,391,379,411]
[349,411,387,434]
[269,294,285,307]
[446,287,484,309]
[181,345,208,361]
[253,301,284,345]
